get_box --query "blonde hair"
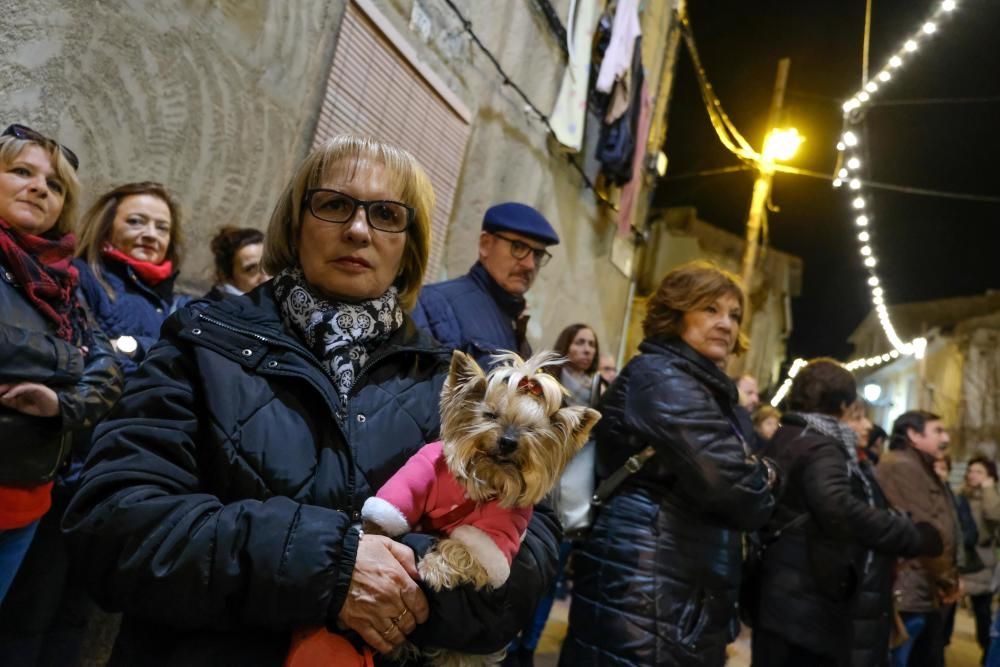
[0,135,81,237]
[75,182,184,300]
[262,135,434,311]
[642,260,749,355]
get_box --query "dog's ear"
[551,406,602,452]
[442,350,486,403]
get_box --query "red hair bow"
[517,377,543,396]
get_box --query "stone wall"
[3,0,679,355]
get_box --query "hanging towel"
[550,0,601,151]
[595,0,641,94]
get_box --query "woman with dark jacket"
[205,225,268,300]
[960,457,1000,664]
[74,181,189,375]
[750,361,943,667]
[63,135,559,665]
[559,260,779,667]
[0,125,122,602]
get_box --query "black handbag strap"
[591,445,656,506]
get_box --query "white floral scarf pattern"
[273,267,403,403]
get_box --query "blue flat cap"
[482,202,560,246]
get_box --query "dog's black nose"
[498,435,518,456]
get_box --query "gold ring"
[392,608,409,625]
[380,622,396,637]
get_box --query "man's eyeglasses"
[303,188,413,233]
[491,232,552,267]
[2,124,80,171]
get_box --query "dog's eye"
[483,411,498,420]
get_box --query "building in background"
[3,0,684,357]
[850,291,1000,459]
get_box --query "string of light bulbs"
[771,0,958,406]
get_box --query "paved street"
[535,599,985,666]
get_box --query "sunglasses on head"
[2,123,80,171]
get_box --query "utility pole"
[739,58,791,299]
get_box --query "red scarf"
[0,217,85,343]
[102,245,173,286]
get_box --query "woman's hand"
[338,534,429,655]
[0,382,60,417]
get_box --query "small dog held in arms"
[285,350,599,667]
[374,350,599,666]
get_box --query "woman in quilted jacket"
[559,260,779,667]
[63,135,559,666]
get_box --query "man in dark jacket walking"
[876,410,958,667]
[412,203,558,365]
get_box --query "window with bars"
[313,0,471,280]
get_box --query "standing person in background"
[737,374,760,411]
[598,353,618,385]
[74,181,189,375]
[734,374,762,451]
[560,260,779,667]
[750,363,941,667]
[0,124,122,662]
[937,455,981,653]
[752,405,781,445]
[505,323,600,667]
[205,226,269,299]
[877,411,959,667]
[412,202,558,365]
[959,457,1000,664]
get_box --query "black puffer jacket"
[560,337,776,667]
[753,415,926,661]
[0,259,122,484]
[62,285,559,666]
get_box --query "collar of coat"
[638,336,740,406]
[167,280,447,365]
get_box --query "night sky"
[654,0,1000,363]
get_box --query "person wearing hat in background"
[412,202,558,366]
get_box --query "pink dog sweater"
[361,441,532,587]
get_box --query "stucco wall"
[4,0,678,356]
[2,0,345,287]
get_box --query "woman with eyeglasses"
[0,125,121,603]
[205,226,269,299]
[72,181,189,376]
[63,135,559,665]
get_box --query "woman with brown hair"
[549,323,600,406]
[74,181,188,374]
[205,226,268,299]
[559,260,779,667]
[0,124,121,603]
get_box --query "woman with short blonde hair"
[64,135,559,663]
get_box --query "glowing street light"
[762,127,804,163]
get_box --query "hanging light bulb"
[942,0,957,11]
[859,231,870,242]
[837,141,846,151]
[905,39,918,51]
[856,215,869,226]
[853,197,865,209]
[843,131,859,147]
[889,55,903,68]
[847,157,861,169]
[864,257,876,267]
[833,178,843,188]
[860,246,872,256]
[858,91,870,102]
[868,276,879,286]
[849,178,862,190]
[872,286,883,296]
[923,22,937,34]
[879,71,891,82]
[866,81,879,93]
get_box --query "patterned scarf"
[798,411,876,573]
[102,244,174,286]
[0,217,88,344]
[273,267,403,403]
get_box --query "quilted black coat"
[752,416,927,662]
[62,285,559,666]
[559,337,776,667]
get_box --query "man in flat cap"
[413,202,558,365]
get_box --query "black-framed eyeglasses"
[491,232,552,267]
[302,188,413,233]
[2,124,79,171]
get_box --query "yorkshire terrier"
[361,350,601,667]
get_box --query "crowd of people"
[0,125,997,667]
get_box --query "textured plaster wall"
[3,0,675,355]
[1,0,345,288]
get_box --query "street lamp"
[762,128,804,163]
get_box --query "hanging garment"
[594,0,640,94]
[550,0,600,152]
[615,78,653,235]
